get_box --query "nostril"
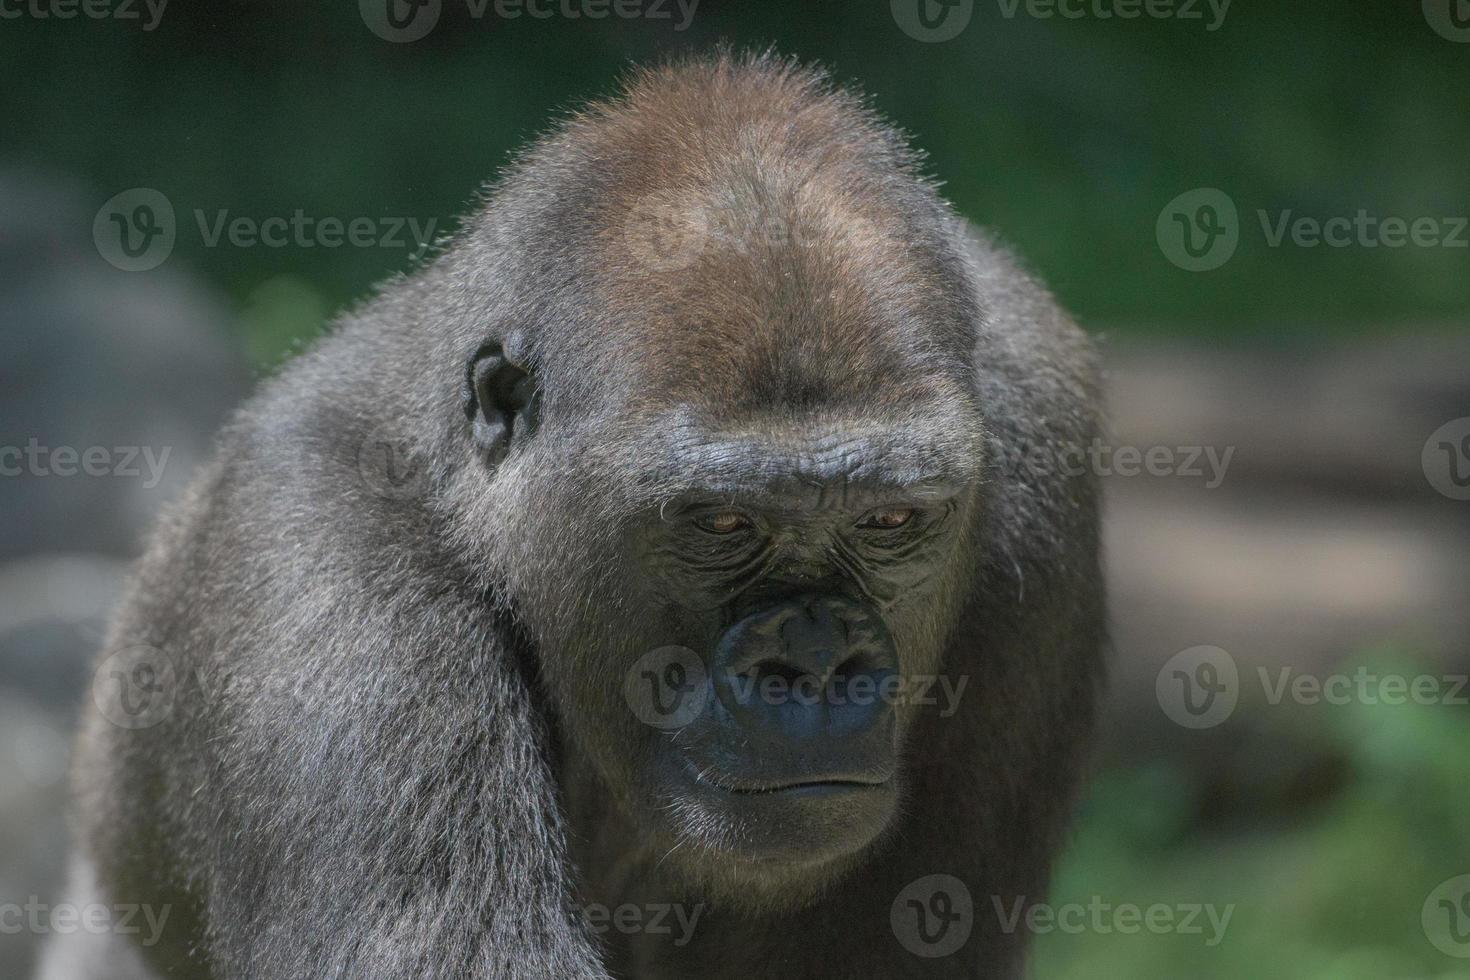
[831,651,875,681]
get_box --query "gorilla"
[46,51,1103,979]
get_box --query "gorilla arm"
[74,386,612,980]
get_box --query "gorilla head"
[439,60,991,907]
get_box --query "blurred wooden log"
[1099,333,1470,778]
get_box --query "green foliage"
[3,1,1467,364]
[1041,651,1470,978]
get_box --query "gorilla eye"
[859,507,915,530]
[694,511,751,535]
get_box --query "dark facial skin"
[623,431,980,875]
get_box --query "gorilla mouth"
[679,751,895,797]
[667,759,901,867]
[704,775,893,796]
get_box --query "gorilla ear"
[464,342,539,463]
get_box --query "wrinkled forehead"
[580,170,978,410]
[639,402,986,502]
[542,391,986,525]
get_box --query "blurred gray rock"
[0,171,253,561]
[1099,333,1470,822]
[0,171,252,979]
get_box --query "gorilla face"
[615,415,983,879]
[458,300,985,908]
[443,85,991,907]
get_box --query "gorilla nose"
[711,594,898,741]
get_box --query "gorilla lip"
[720,778,891,796]
[684,761,894,796]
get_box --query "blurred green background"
[4,2,1469,978]
[5,0,1469,364]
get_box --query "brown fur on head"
[450,50,982,428]
[587,53,974,408]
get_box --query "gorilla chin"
[672,775,901,878]
[644,757,904,908]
